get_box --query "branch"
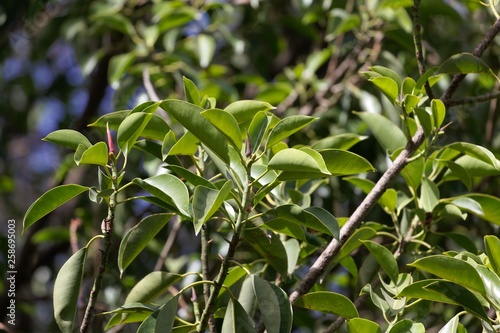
[289,127,426,303]
[443,91,500,107]
[412,0,434,99]
[442,17,500,101]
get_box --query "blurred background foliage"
[1,0,500,332]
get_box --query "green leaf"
[91,12,136,36]
[161,130,177,160]
[398,279,460,304]
[439,314,460,333]
[133,174,190,217]
[23,184,89,232]
[408,255,486,294]
[347,318,382,333]
[43,129,92,150]
[447,142,499,168]
[420,177,440,212]
[321,149,376,176]
[369,77,399,103]
[438,52,494,75]
[303,49,332,80]
[425,281,489,321]
[192,181,233,235]
[118,213,173,276]
[202,109,242,150]
[74,142,108,166]
[124,272,183,304]
[248,111,270,154]
[160,100,230,163]
[401,77,416,95]
[369,66,402,90]
[268,148,331,179]
[155,295,179,332]
[196,34,216,68]
[224,100,275,123]
[344,177,396,211]
[355,112,407,153]
[54,236,102,333]
[169,131,199,157]
[166,165,215,188]
[262,218,307,242]
[244,228,288,275]
[221,299,256,333]
[336,227,378,263]
[268,204,339,238]
[266,115,316,150]
[312,133,368,150]
[361,240,399,282]
[108,52,136,85]
[89,110,170,141]
[183,76,201,106]
[452,194,500,226]
[294,291,359,318]
[414,107,433,136]
[117,112,154,156]
[431,99,446,128]
[388,319,413,333]
[485,235,500,276]
[284,239,300,275]
[441,160,472,190]
[252,276,293,333]
[415,66,438,92]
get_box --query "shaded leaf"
[244,228,288,275]
[124,272,183,304]
[347,318,382,333]
[192,181,233,234]
[312,133,368,150]
[361,240,398,282]
[23,184,89,232]
[221,299,256,333]
[117,112,154,156]
[355,112,406,153]
[202,109,242,150]
[118,213,173,275]
[438,53,494,75]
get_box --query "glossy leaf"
[294,291,359,318]
[74,142,108,166]
[155,295,179,332]
[369,77,399,103]
[388,319,413,333]
[252,275,293,333]
[321,149,375,176]
[202,109,242,150]
[192,181,233,234]
[448,142,499,168]
[161,130,177,160]
[438,52,493,75]
[221,298,256,333]
[118,213,173,275]
[23,184,89,232]
[244,228,288,275]
[160,100,230,163]
[166,165,215,188]
[420,177,439,212]
[452,194,500,226]
[262,218,306,242]
[414,107,433,136]
[183,76,201,106]
[224,100,275,123]
[89,111,170,141]
[54,236,101,333]
[124,272,183,304]
[117,112,154,155]
[133,174,190,217]
[431,99,446,128]
[168,131,199,157]
[248,111,270,154]
[398,279,460,304]
[361,240,398,282]
[268,148,331,179]
[347,318,382,333]
[475,264,500,308]
[336,227,378,263]
[442,160,472,190]
[266,115,316,149]
[408,255,486,294]
[485,235,500,276]
[415,66,438,92]
[355,112,407,153]
[425,281,489,321]
[438,314,460,333]
[312,133,368,150]
[43,129,92,150]
[268,204,338,238]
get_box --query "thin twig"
[443,91,500,107]
[200,224,216,333]
[412,0,434,99]
[154,215,181,271]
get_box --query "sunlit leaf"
[221,298,256,333]
[74,142,108,166]
[485,235,500,276]
[183,76,201,106]
[202,109,242,150]
[347,318,382,333]
[43,130,92,150]
[294,291,358,318]
[224,100,275,123]
[192,181,233,234]
[266,115,316,149]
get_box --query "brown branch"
[412,0,434,99]
[443,91,500,107]
[441,17,500,101]
[289,127,426,303]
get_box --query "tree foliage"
[2,0,500,332]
